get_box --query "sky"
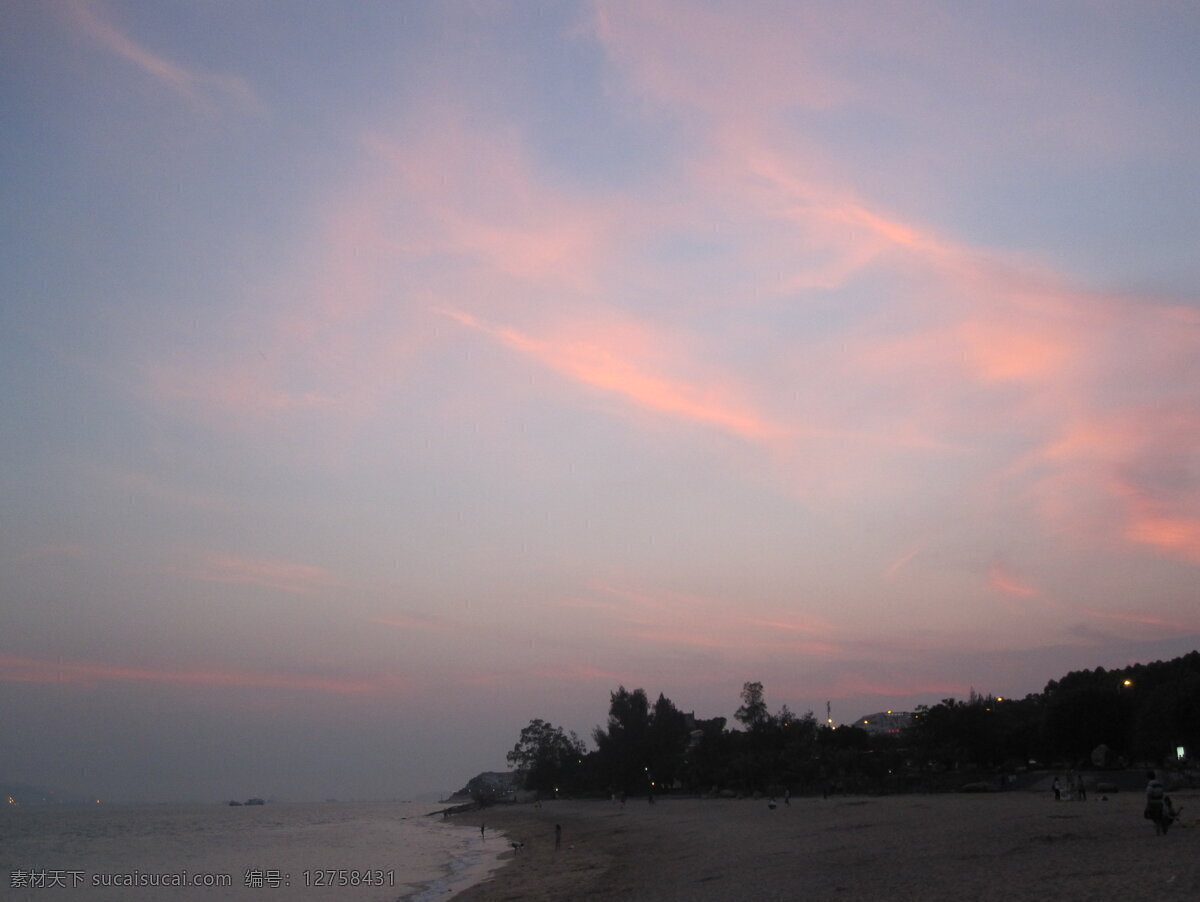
[2,0,1199,803]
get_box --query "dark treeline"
[503,651,1200,798]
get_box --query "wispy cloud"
[67,0,256,111]
[440,309,790,442]
[1079,608,1200,635]
[529,664,628,685]
[583,583,841,657]
[184,554,336,596]
[592,0,844,121]
[1115,472,1200,563]
[369,612,447,631]
[125,0,1199,708]
[0,654,402,695]
[826,673,969,703]
[9,543,94,565]
[883,546,923,580]
[95,466,232,512]
[989,561,1038,598]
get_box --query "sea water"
[0,800,504,901]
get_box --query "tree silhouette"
[735,681,770,730]
[506,719,585,794]
[592,686,652,793]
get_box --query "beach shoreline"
[404,826,509,902]
[396,804,511,902]
[448,790,1199,901]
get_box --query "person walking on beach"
[1162,796,1182,833]
[1145,771,1167,834]
[1052,776,1062,801]
[555,823,562,850]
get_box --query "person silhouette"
[1145,771,1167,834]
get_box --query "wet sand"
[450,791,1198,901]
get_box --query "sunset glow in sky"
[3,1,1199,802]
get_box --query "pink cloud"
[956,319,1075,386]
[369,612,447,631]
[1010,396,1200,560]
[883,546,923,579]
[67,0,256,110]
[11,543,94,565]
[185,554,336,595]
[0,654,401,695]
[581,583,841,657]
[1125,514,1200,561]
[360,123,610,292]
[827,674,969,703]
[590,1,1195,442]
[140,113,615,434]
[441,309,791,443]
[988,561,1038,598]
[1118,481,1200,563]
[744,616,838,637]
[1077,607,1200,638]
[625,627,841,657]
[593,0,845,120]
[141,346,347,429]
[106,468,231,512]
[595,0,1165,179]
[134,1,1200,602]
[527,664,629,685]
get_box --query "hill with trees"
[501,651,1200,798]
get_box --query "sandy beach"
[450,790,1198,901]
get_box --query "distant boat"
[245,798,265,806]
[228,801,243,806]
